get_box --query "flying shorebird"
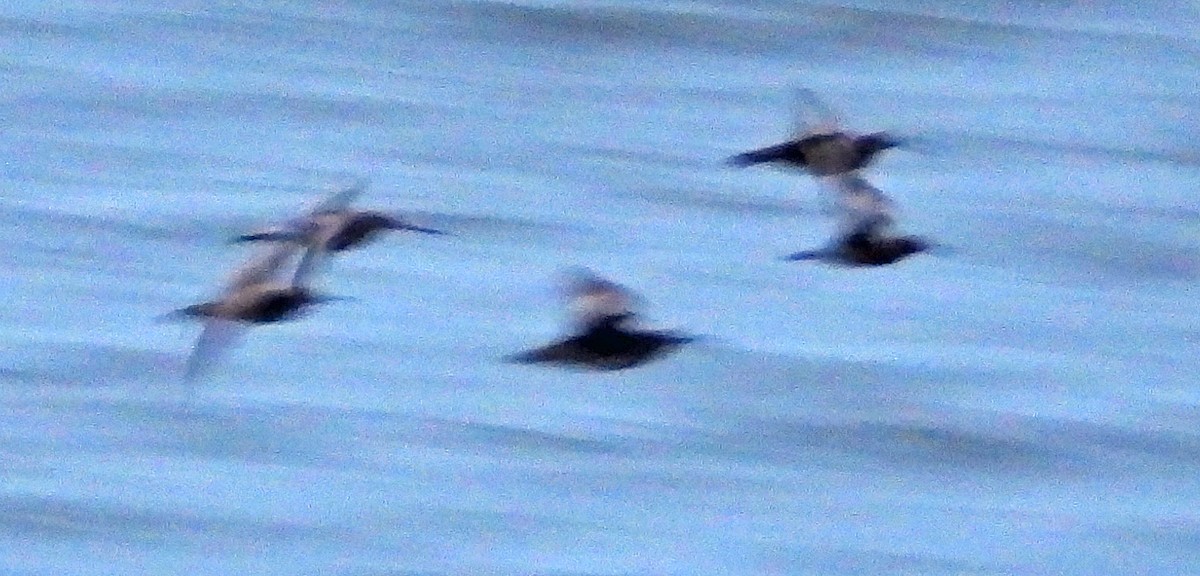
[784,174,930,266]
[507,268,694,370]
[234,182,443,280]
[163,241,344,381]
[728,88,903,177]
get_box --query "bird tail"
[727,142,795,167]
[782,249,831,262]
[157,303,211,323]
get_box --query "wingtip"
[402,224,446,236]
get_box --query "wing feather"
[184,319,247,382]
[794,88,844,137]
[224,242,300,294]
[825,174,895,239]
[309,181,366,216]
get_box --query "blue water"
[2,1,1199,574]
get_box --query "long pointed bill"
[783,249,832,262]
[316,294,357,304]
[398,223,445,235]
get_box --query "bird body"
[785,174,930,266]
[166,239,338,381]
[509,269,692,370]
[169,183,438,381]
[510,316,693,371]
[788,234,928,267]
[313,210,442,251]
[172,283,325,324]
[729,89,901,177]
[234,184,443,280]
[730,131,900,176]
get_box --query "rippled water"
[2,1,1199,574]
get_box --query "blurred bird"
[508,268,694,370]
[234,182,443,280]
[162,241,344,381]
[784,174,930,266]
[728,88,903,176]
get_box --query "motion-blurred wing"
[827,174,895,238]
[184,318,247,382]
[794,88,843,137]
[309,180,366,216]
[289,213,348,286]
[562,268,641,328]
[236,181,360,244]
[289,241,329,288]
[224,242,300,294]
